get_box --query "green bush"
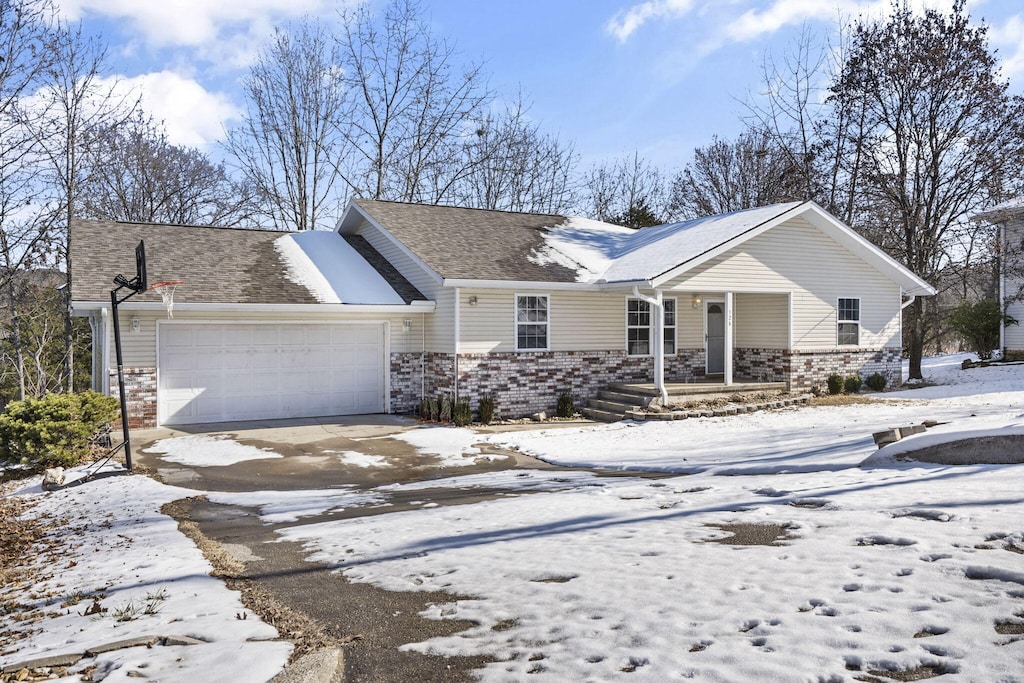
[418,398,431,420]
[556,391,574,418]
[477,396,495,425]
[947,298,1018,361]
[826,374,844,395]
[844,374,862,394]
[439,395,452,423]
[0,391,120,470]
[453,400,472,427]
[865,372,887,392]
[427,397,439,421]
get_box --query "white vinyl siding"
[108,309,425,368]
[356,223,440,298]
[734,293,789,348]
[459,289,628,353]
[1005,219,1024,351]
[662,217,901,349]
[515,294,549,350]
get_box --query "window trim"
[837,297,861,346]
[515,293,550,351]
[625,296,677,357]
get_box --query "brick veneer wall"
[389,353,423,414]
[108,367,157,429]
[446,349,705,419]
[785,347,902,392]
[734,348,788,382]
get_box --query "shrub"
[0,391,120,470]
[865,372,887,392]
[418,398,431,420]
[477,396,495,425]
[826,374,844,395]
[427,397,439,422]
[556,391,574,418]
[947,298,1017,361]
[452,400,472,427]
[439,395,452,423]
[844,374,862,394]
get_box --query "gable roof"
[975,197,1024,221]
[343,199,935,296]
[70,219,425,307]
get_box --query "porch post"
[724,291,734,386]
[632,285,668,404]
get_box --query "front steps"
[582,381,794,423]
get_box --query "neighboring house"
[70,200,934,428]
[976,198,1024,359]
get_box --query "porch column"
[724,291,733,386]
[633,285,668,404]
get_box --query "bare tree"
[337,0,490,203]
[224,19,347,231]
[0,0,58,401]
[669,129,801,219]
[456,95,577,213]
[831,0,1024,378]
[32,20,136,391]
[82,111,254,226]
[580,151,667,227]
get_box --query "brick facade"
[785,347,902,392]
[108,367,157,430]
[423,349,706,419]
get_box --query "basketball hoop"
[149,280,185,318]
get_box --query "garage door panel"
[159,323,385,425]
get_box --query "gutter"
[71,301,437,314]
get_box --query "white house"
[70,200,934,427]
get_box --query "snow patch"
[143,434,283,467]
[274,230,404,304]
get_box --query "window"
[516,294,548,350]
[627,297,677,356]
[837,298,860,345]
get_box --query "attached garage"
[158,322,387,425]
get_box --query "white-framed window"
[837,297,860,346]
[627,297,677,356]
[516,294,549,350]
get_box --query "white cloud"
[54,0,341,49]
[98,71,241,146]
[606,0,697,42]
[989,14,1024,82]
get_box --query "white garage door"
[158,323,386,425]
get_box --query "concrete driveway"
[131,415,639,683]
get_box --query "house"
[70,200,934,428]
[976,198,1024,359]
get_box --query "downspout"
[101,307,111,395]
[632,285,668,405]
[1000,222,1006,355]
[421,311,426,399]
[453,287,460,400]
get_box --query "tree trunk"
[907,297,925,380]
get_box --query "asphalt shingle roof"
[70,219,417,305]
[353,199,580,282]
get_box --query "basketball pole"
[110,285,134,473]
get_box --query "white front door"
[706,301,725,375]
[158,322,386,425]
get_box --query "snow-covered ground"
[0,471,291,680]
[4,353,1024,681]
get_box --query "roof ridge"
[354,197,566,221]
[70,218,292,234]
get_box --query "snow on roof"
[977,196,1024,217]
[275,231,405,305]
[537,203,803,283]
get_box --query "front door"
[706,301,725,375]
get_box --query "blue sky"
[54,0,1024,171]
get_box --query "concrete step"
[582,406,626,423]
[596,389,652,407]
[588,398,640,413]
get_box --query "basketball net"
[149,281,184,318]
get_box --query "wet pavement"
[132,416,666,681]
